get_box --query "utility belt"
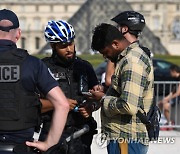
[0,143,40,153]
[0,143,15,152]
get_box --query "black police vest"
[0,49,40,131]
[43,57,88,126]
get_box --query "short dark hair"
[170,65,180,73]
[91,23,125,52]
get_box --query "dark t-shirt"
[0,40,58,96]
[39,56,98,144]
[21,55,58,95]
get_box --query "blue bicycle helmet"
[44,20,75,43]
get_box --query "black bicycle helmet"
[111,11,145,35]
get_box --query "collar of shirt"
[117,41,140,61]
[0,39,17,52]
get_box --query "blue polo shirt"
[0,40,59,144]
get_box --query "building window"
[155,4,159,10]
[50,5,54,12]
[21,37,26,49]
[64,4,68,12]
[36,5,39,12]
[35,37,40,49]
[177,5,180,11]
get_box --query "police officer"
[0,9,69,153]
[39,20,99,154]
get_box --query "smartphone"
[81,92,92,96]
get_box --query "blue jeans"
[107,140,148,154]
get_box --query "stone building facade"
[0,0,86,54]
[127,0,180,55]
[1,0,180,55]
[65,0,168,55]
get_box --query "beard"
[107,54,118,63]
[109,57,117,63]
[52,50,76,67]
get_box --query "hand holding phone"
[81,92,92,96]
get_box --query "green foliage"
[33,54,50,59]
[33,53,105,67]
[33,53,180,67]
[79,53,104,67]
[154,54,180,66]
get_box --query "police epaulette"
[12,48,29,59]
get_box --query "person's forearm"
[105,60,115,87]
[45,105,68,147]
[45,87,69,148]
[103,96,137,117]
[170,86,180,99]
[171,92,180,99]
[163,92,173,102]
[40,99,54,113]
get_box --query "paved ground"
[34,129,180,154]
[148,130,180,154]
[91,130,180,154]
[33,110,180,154]
[90,110,180,154]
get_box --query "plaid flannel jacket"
[101,42,154,145]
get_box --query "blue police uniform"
[0,40,58,153]
[39,55,98,154]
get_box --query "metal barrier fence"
[154,81,180,129]
[92,81,180,130]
